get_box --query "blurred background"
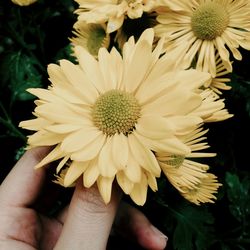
[0,1,249,249]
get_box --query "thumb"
[54,180,121,250]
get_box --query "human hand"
[0,147,167,250]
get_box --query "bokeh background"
[0,1,249,249]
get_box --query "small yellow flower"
[158,126,222,205]
[11,0,37,6]
[202,53,232,96]
[20,29,230,205]
[70,21,110,58]
[155,0,250,77]
[181,174,222,205]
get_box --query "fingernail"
[151,225,168,240]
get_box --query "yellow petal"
[112,133,128,169]
[71,134,106,161]
[130,173,148,206]
[61,128,101,152]
[97,176,114,204]
[59,59,99,104]
[45,124,82,134]
[83,159,99,188]
[64,161,89,187]
[19,117,51,131]
[124,153,142,183]
[136,115,174,139]
[123,40,152,93]
[98,137,117,177]
[56,156,70,173]
[35,145,64,169]
[28,130,64,146]
[116,171,134,194]
[128,134,161,177]
[75,46,105,93]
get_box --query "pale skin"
[0,147,167,250]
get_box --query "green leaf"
[172,204,215,250]
[0,50,42,101]
[225,172,250,223]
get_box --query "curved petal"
[136,115,175,139]
[116,171,134,194]
[130,173,148,206]
[112,133,128,169]
[71,134,106,161]
[61,128,101,153]
[64,161,89,187]
[83,158,99,188]
[97,176,114,204]
[128,134,161,176]
[98,137,118,177]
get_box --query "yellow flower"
[20,29,229,206]
[181,174,222,205]
[155,0,250,77]
[158,126,222,204]
[11,0,37,6]
[202,53,232,96]
[191,89,233,122]
[74,0,158,33]
[70,21,110,58]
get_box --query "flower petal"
[71,134,106,161]
[130,173,148,206]
[64,161,89,187]
[97,176,114,204]
[98,137,118,177]
[128,134,161,176]
[61,128,101,152]
[112,133,128,169]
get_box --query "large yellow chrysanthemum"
[20,29,230,205]
[158,126,222,204]
[74,0,158,33]
[155,0,250,77]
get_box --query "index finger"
[0,146,50,207]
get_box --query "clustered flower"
[19,0,250,206]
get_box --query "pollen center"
[92,90,141,136]
[165,155,185,168]
[191,2,229,40]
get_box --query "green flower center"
[92,90,141,136]
[87,25,109,56]
[165,155,185,168]
[191,2,229,40]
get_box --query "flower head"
[155,0,250,77]
[157,126,222,204]
[74,0,159,33]
[20,29,230,205]
[70,21,110,57]
[11,0,37,6]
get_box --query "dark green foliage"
[0,1,250,250]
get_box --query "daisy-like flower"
[74,0,158,33]
[70,21,110,57]
[155,0,250,77]
[201,53,232,96]
[181,174,222,205]
[20,29,229,206]
[11,0,37,6]
[158,126,222,205]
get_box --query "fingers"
[114,202,168,250]
[0,147,50,207]
[54,181,121,250]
